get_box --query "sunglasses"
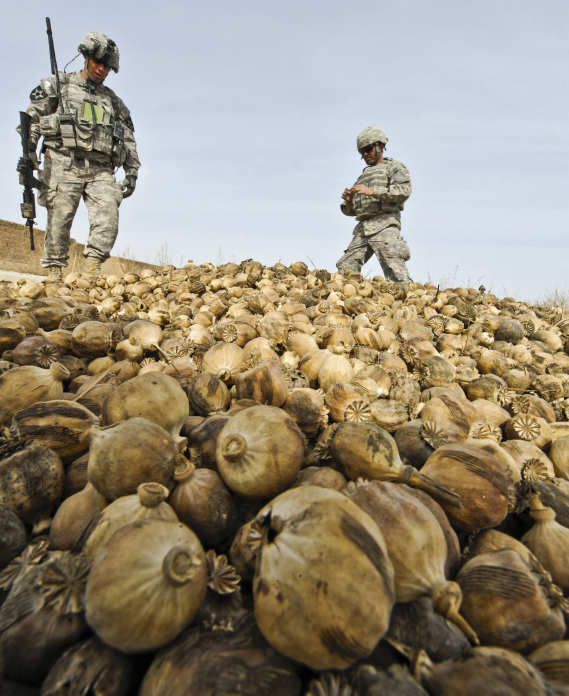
[358,144,376,155]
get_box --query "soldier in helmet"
[18,31,140,280]
[337,126,412,283]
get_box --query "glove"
[121,175,137,198]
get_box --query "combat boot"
[46,266,62,282]
[83,256,102,275]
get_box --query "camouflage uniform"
[337,157,412,283]
[21,64,140,268]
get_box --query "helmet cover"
[78,31,120,72]
[357,126,388,150]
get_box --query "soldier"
[18,31,140,280]
[337,126,412,283]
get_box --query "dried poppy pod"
[465,374,510,405]
[504,414,552,450]
[0,442,64,533]
[216,405,304,499]
[465,530,538,571]
[0,553,90,684]
[0,361,69,426]
[235,360,289,407]
[201,342,244,385]
[416,355,456,389]
[418,646,550,696]
[400,486,461,579]
[292,466,347,491]
[0,319,26,352]
[12,335,61,368]
[114,335,144,362]
[282,387,329,438]
[70,321,121,358]
[169,457,239,548]
[419,392,481,443]
[347,480,477,643]
[84,482,177,559]
[86,354,116,375]
[317,344,354,391]
[86,519,207,653]
[330,422,461,508]
[139,610,301,696]
[549,435,569,480]
[528,640,569,687]
[457,549,566,654]
[229,517,262,582]
[253,486,395,670]
[395,418,442,468]
[319,327,355,352]
[421,443,511,532]
[522,494,569,592]
[299,348,330,384]
[187,414,230,469]
[500,439,555,481]
[471,398,511,429]
[357,364,392,396]
[287,332,318,359]
[0,505,27,567]
[102,372,189,444]
[325,382,371,423]
[49,482,107,551]
[370,399,409,433]
[88,418,183,500]
[122,319,163,350]
[13,400,98,464]
[41,636,134,696]
[188,373,230,416]
[28,297,72,330]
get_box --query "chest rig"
[39,72,126,167]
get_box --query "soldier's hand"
[16,157,27,185]
[29,151,39,171]
[351,184,374,197]
[341,188,353,202]
[121,175,137,199]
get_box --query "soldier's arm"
[371,162,412,205]
[115,97,140,178]
[341,200,356,216]
[16,78,59,151]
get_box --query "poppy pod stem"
[432,581,479,645]
[162,546,202,586]
[137,482,169,507]
[221,434,247,462]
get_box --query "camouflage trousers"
[336,222,412,283]
[38,149,123,268]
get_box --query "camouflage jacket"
[341,157,411,224]
[20,71,140,177]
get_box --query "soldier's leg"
[83,171,123,261]
[368,227,413,283]
[38,160,83,269]
[336,226,374,274]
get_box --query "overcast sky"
[2,0,568,299]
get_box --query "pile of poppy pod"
[0,260,569,696]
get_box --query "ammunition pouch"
[39,114,61,137]
[59,113,77,149]
[111,121,127,167]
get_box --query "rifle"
[45,17,64,114]
[17,111,40,251]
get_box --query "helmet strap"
[83,58,104,84]
[368,143,382,166]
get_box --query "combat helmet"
[357,126,389,151]
[78,31,120,72]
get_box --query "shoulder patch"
[123,114,134,132]
[30,85,48,101]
